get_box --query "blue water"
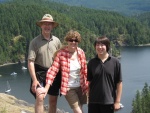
[0,46,150,113]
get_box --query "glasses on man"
[68,39,79,42]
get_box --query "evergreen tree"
[132,83,150,113]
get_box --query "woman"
[37,30,88,113]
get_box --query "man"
[28,14,61,113]
[87,36,122,113]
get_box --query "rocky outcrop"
[0,93,34,113]
[0,93,68,113]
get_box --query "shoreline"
[0,63,18,67]
[0,43,149,67]
[134,43,150,46]
[0,61,26,67]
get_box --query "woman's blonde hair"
[64,30,81,43]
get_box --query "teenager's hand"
[114,102,121,111]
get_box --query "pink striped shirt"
[46,46,88,95]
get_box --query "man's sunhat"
[36,14,58,28]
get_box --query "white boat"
[120,103,124,108]
[22,66,27,70]
[10,72,17,75]
[5,81,11,93]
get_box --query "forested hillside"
[134,12,150,27]
[0,0,150,64]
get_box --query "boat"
[5,81,11,93]
[22,66,27,70]
[120,103,124,108]
[10,72,17,75]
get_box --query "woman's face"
[67,38,79,49]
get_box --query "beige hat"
[36,14,58,28]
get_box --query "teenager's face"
[95,43,107,55]
[41,22,53,34]
[67,38,79,49]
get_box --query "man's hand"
[32,80,40,93]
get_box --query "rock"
[0,93,34,113]
[0,93,69,113]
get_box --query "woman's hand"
[43,84,51,98]
[36,84,50,98]
[36,86,47,97]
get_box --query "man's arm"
[28,60,39,93]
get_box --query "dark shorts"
[88,103,114,113]
[30,64,61,98]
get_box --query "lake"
[0,46,150,113]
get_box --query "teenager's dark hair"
[94,36,110,52]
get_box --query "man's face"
[95,43,107,55]
[40,22,53,34]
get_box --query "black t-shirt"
[87,55,122,104]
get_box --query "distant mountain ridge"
[0,0,5,2]
[1,0,150,15]
[48,0,150,16]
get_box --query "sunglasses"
[68,39,79,42]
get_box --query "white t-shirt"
[68,58,81,87]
